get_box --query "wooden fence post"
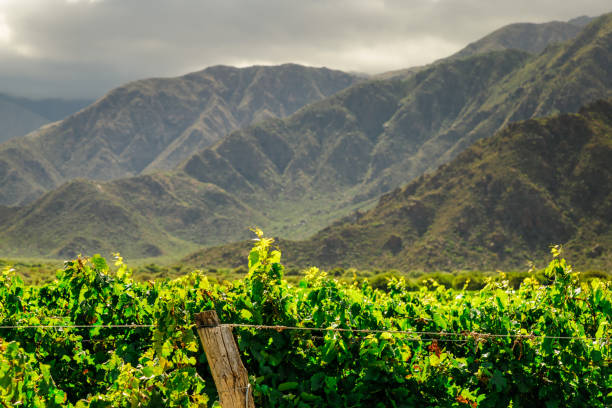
[195,311,255,408]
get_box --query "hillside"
[1,13,611,259]
[179,13,612,228]
[0,173,264,259]
[0,94,91,143]
[450,20,586,60]
[377,16,593,79]
[187,98,612,272]
[0,64,358,206]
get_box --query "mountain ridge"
[0,64,359,206]
[185,98,612,271]
[451,20,585,60]
[0,94,92,144]
[1,13,611,259]
[0,15,600,207]
[376,16,595,80]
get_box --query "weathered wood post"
[195,311,255,408]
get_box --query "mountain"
[0,15,597,206]
[1,13,611,259]
[0,64,359,206]
[0,173,264,259]
[0,93,93,123]
[450,21,585,60]
[178,50,529,224]
[186,98,612,271]
[180,13,611,223]
[568,16,596,27]
[377,16,594,80]
[0,94,91,143]
[0,97,48,144]
[0,94,92,143]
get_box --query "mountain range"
[188,97,612,271]
[0,93,91,144]
[1,13,611,266]
[0,65,358,206]
[450,18,593,60]
[376,16,593,79]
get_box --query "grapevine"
[0,236,610,407]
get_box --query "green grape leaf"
[278,382,299,392]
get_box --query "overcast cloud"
[0,0,609,98]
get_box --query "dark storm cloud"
[0,0,609,98]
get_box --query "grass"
[260,191,379,240]
[0,257,63,285]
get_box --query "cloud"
[0,0,609,98]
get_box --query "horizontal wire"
[226,323,608,341]
[0,322,608,343]
[309,334,470,343]
[0,324,154,329]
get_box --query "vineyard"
[0,232,610,407]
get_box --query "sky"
[0,0,609,99]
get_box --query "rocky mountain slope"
[188,98,612,272]
[179,12,612,230]
[0,64,358,206]
[450,20,588,60]
[377,16,594,79]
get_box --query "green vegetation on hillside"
[182,97,612,272]
[0,236,610,406]
[0,173,263,259]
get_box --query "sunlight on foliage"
[0,233,610,407]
